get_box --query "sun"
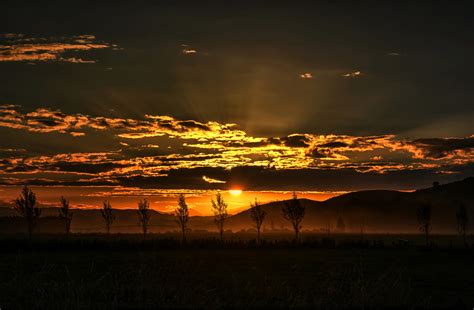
[229,189,242,196]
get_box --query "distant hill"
[221,177,474,234]
[1,177,473,234]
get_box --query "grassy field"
[0,234,473,309]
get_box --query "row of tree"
[13,186,191,241]
[98,191,305,245]
[211,192,305,244]
[13,186,306,243]
[13,186,469,246]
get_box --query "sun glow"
[229,189,242,196]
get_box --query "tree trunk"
[257,228,260,246]
[218,220,224,242]
[220,223,224,242]
[182,227,186,244]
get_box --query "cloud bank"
[0,34,119,63]
[0,105,472,190]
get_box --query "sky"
[0,2,473,214]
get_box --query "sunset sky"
[1,2,473,214]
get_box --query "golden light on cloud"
[300,72,313,79]
[0,105,471,186]
[181,44,197,55]
[0,34,117,63]
[342,71,362,78]
[202,175,226,184]
[229,189,242,196]
[182,48,197,54]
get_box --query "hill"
[1,177,472,234]
[225,177,474,234]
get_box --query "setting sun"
[229,189,243,196]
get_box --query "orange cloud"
[0,34,118,63]
[0,106,472,183]
[202,176,226,184]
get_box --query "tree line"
[11,185,471,246]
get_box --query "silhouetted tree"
[456,202,469,246]
[250,199,266,245]
[175,194,189,243]
[211,192,228,241]
[14,185,41,240]
[58,196,73,236]
[282,192,305,242]
[137,199,151,238]
[417,202,432,246]
[336,216,346,232]
[101,200,115,235]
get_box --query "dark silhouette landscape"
[1,177,472,235]
[0,178,473,308]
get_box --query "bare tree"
[282,192,305,242]
[417,202,432,246]
[250,199,266,245]
[137,199,151,238]
[175,194,189,243]
[58,196,73,236]
[211,192,228,241]
[14,185,41,240]
[101,200,115,235]
[456,202,469,246]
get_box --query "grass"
[0,234,473,309]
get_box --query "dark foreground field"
[1,234,474,309]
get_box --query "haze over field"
[1,177,472,235]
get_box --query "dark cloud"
[280,134,310,148]
[409,136,474,159]
[105,166,474,192]
[308,148,327,159]
[319,141,349,148]
[52,162,127,174]
[177,120,211,131]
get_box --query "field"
[1,234,473,309]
